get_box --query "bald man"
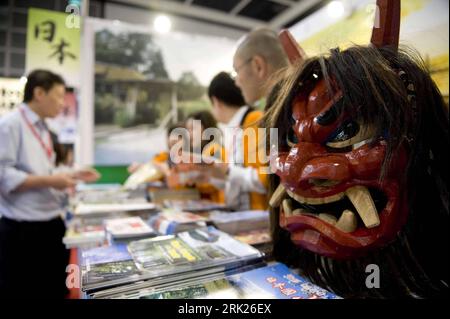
[233,28,288,109]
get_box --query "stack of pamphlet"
[65,183,160,248]
[233,229,271,246]
[104,217,157,240]
[163,199,228,212]
[74,202,158,217]
[80,244,140,288]
[148,188,200,205]
[98,263,340,299]
[73,182,156,217]
[74,184,146,204]
[63,224,106,249]
[81,226,265,298]
[149,210,209,235]
[64,209,159,249]
[75,183,122,193]
[208,210,269,235]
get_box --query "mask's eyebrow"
[314,94,344,126]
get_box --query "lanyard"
[20,107,54,161]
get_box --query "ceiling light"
[327,1,345,19]
[154,15,171,34]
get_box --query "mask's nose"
[275,142,350,189]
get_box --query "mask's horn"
[370,0,401,51]
[279,29,307,65]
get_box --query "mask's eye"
[326,121,375,149]
[286,126,299,147]
[315,98,344,126]
[328,121,359,143]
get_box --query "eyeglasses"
[233,57,253,76]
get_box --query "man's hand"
[153,161,170,177]
[168,162,229,187]
[73,168,101,183]
[47,173,77,190]
[208,162,229,179]
[127,162,142,174]
[191,163,228,180]
[14,174,77,193]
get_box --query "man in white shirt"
[0,70,98,298]
[206,72,267,210]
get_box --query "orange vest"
[152,151,169,164]
[189,113,269,210]
[241,110,269,210]
[152,148,226,203]
[196,143,226,203]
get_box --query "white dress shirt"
[0,103,67,221]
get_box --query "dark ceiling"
[109,0,329,31]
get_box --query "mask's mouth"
[270,183,388,233]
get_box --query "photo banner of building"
[77,18,236,166]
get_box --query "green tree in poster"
[177,71,205,101]
[95,30,169,79]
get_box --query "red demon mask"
[270,75,409,259]
[269,0,406,259]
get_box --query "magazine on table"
[148,188,200,205]
[127,263,341,299]
[80,227,264,293]
[80,244,141,288]
[74,184,146,204]
[129,226,262,274]
[208,210,269,234]
[81,243,132,266]
[74,202,158,216]
[83,260,141,286]
[163,199,229,212]
[104,216,157,239]
[148,209,209,235]
[63,224,106,249]
[233,228,271,246]
[96,263,266,299]
[64,211,156,248]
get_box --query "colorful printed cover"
[63,224,106,247]
[82,260,140,286]
[80,227,263,292]
[229,263,340,299]
[81,244,132,266]
[138,263,340,299]
[105,217,156,238]
[128,227,261,272]
[149,210,208,235]
[129,237,205,270]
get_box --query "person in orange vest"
[185,111,224,162]
[172,111,226,203]
[127,122,185,176]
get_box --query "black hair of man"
[208,72,245,108]
[23,69,65,103]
